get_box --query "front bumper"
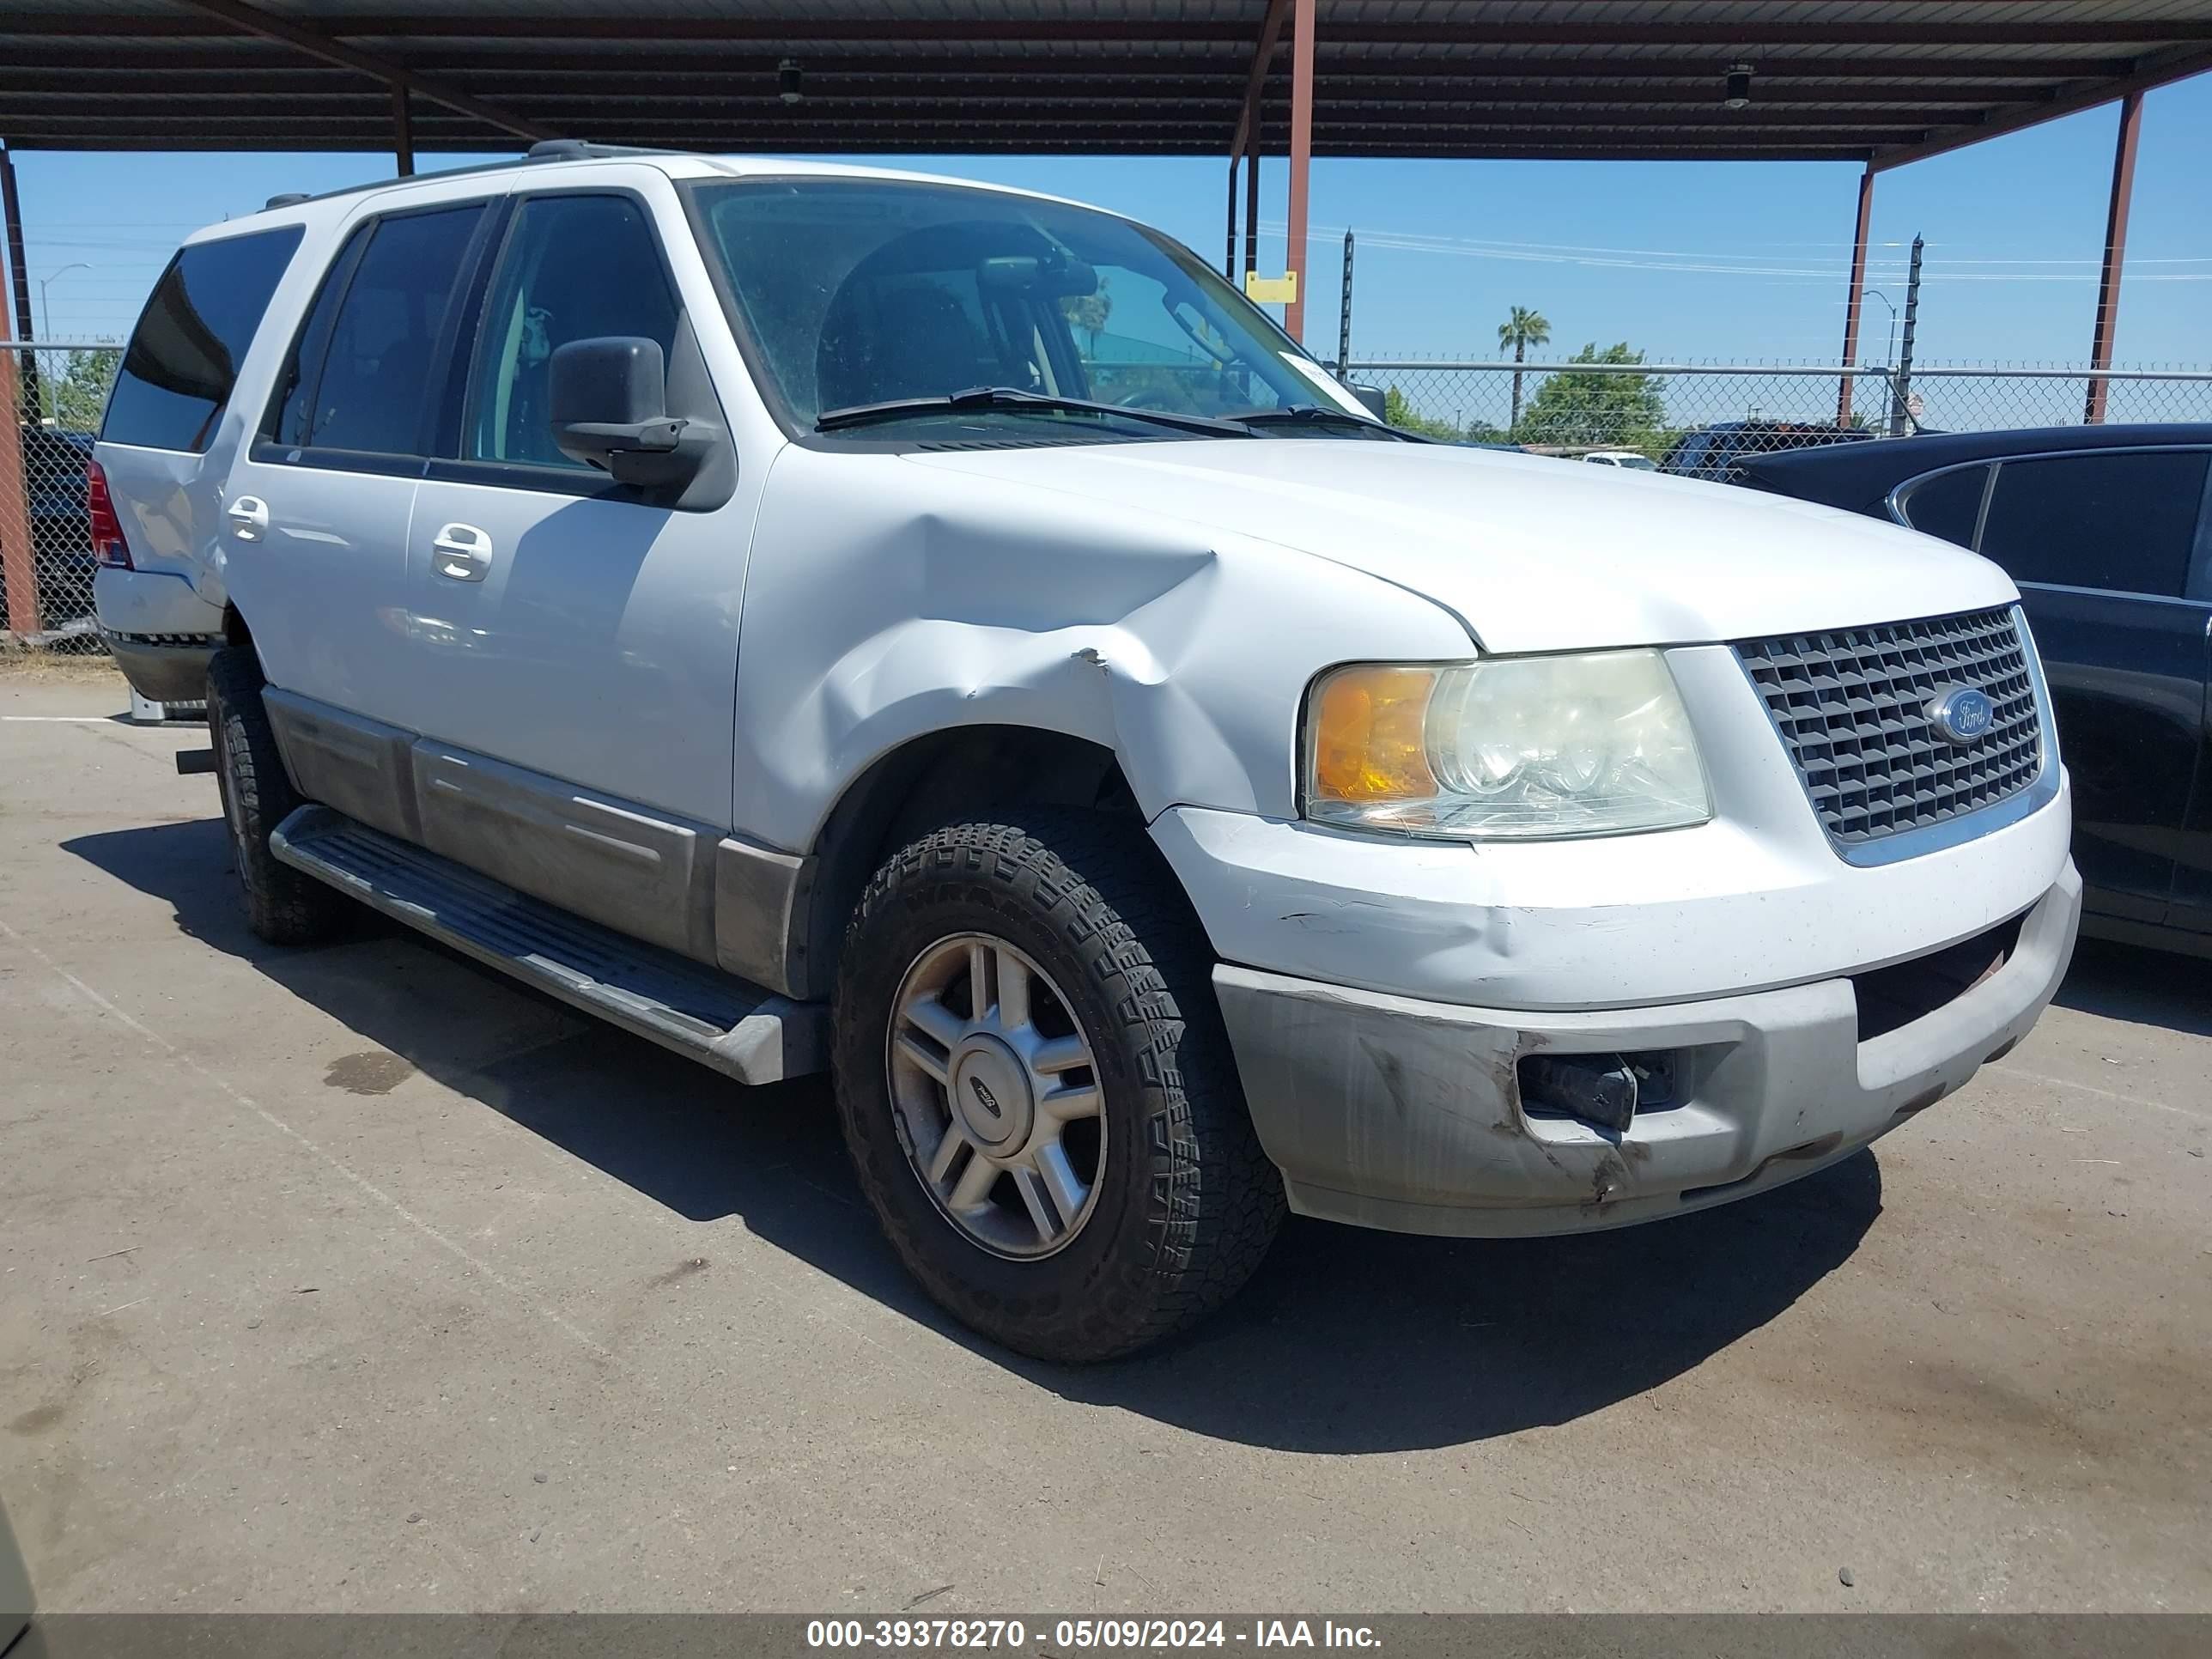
[1213,862,2081,1237]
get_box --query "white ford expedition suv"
[92,147,2080,1361]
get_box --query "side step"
[270,805,826,1085]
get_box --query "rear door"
[222,199,495,723]
[1972,447,2212,927]
[92,223,302,616]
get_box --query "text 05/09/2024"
[804,1620,1384,1650]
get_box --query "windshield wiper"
[1225,404,1420,440]
[816,386,1250,438]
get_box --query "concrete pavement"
[2,665,2206,1613]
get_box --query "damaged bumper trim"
[1212,861,2082,1238]
[99,629,220,705]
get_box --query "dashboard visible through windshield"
[686,176,1382,441]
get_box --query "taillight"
[86,458,133,569]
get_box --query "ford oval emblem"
[968,1076,1003,1118]
[1926,684,1995,746]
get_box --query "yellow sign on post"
[1243,271,1298,305]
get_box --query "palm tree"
[1497,306,1552,433]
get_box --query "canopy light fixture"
[779,59,804,104]
[1724,63,1754,109]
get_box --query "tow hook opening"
[1518,1049,1680,1134]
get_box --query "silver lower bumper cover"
[1214,862,2082,1238]
[100,629,218,705]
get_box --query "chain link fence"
[3,342,122,653]
[1343,357,2212,479]
[5,342,2212,659]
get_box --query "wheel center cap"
[949,1035,1033,1151]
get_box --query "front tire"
[832,811,1284,1364]
[205,646,344,947]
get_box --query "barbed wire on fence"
[6,343,2212,656]
[1344,356,2212,460]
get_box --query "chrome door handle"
[227,496,270,542]
[430,522,493,582]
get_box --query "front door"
[2157,494,2212,939]
[396,190,741,834]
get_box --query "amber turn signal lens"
[1309,665,1439,803]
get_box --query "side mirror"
[550,337,717,492]
[1349,382,1388,421]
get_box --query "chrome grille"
[1735,607,2043,849]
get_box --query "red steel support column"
[1231,0,1288,289]
[2085,90,2143,424]
[1836,165,1874,425]
[0,145,40,638]
[1282,0,1316,342]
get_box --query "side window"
[101,225,303,453]
[1895,465,1987,549]
[266,224,369,448]
[1978,451,2210,597]
[464,195,679,469]
[296,204,485,457]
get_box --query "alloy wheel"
[885,933,1106,1259]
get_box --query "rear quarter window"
[1894,465,1989,548]
[101,225,304,453]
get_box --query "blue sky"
[11,72,2209,368]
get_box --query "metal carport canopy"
[3,1,2211,162]
[3,3,2211,353]
[2,2,2209,634]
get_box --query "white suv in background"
[92,146,2079,1361]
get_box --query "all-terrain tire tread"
[833,810,1283,1363]
[205,646,345,947]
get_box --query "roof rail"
[526,139,687,161]
[254,140,686,219]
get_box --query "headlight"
[1303,650,1712,840]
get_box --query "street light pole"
[1863,288,1899,430]
[1863,289,1899,368]
[38,262,90,340]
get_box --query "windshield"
[689,177,1370,438]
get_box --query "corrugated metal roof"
[3,1,2209,162]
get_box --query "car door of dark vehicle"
[2163,492,2212,939]
[1973,448,2212,930]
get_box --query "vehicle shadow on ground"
[70,815,1881,1454]
[2053,936,2212,1038]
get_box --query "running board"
[269,805,826,1085]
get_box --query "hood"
[906,438,2019,653]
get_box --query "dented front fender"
[731,443,1474,852]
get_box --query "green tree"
[41,347,120,433]
[1516,342,1667,452]
[1382,386,1462,440]
[1495,305,1551,431]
